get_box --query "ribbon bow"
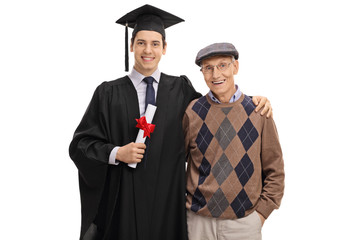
[136,116,155,138]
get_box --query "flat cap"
[195,42,239,66]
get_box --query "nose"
[212,66,221,79]
[144,44,152,54]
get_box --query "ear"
[130,42,134,52]
[233,60,239,75]
[162,42,167,55]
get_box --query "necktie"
[143,76,156,110]
[142,77,156,168]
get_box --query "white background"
[1,0,359,239]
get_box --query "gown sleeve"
[69,82,116,186]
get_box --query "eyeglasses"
[200,61,234,74]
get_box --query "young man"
[69,5,272,240]
[184,43,285,240]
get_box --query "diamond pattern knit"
[184,93,284,220]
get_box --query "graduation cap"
[116,4,184,71]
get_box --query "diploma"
[128,104,157,168]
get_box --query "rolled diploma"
[128,104,157,168]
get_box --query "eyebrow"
[136,39,161,43]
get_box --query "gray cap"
[195,42,239,66]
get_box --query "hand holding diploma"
[128,104,157,168]
[116,142,146,164]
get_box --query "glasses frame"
[200,60,235,74]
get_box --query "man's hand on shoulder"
[252,96,273,118]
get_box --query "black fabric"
[69,73,201,240]
[116,4,184,38]
[83,223,99,240]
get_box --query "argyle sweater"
[183,94,284,220]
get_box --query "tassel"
[125,22,129,72]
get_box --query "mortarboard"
[116,4,184,72]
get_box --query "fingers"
[135,153,144,162]
[133,143,146,162]
[134,142,146,150]
[131,143,146,162]
[117,142,147,163]
[260,101,272,117]
[267,107,273,118]
[252,96,259,106]
[254,96,267,113]
[253,96,273,118]
[259,101,273,118]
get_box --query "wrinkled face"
[130,30,167,76]
[201,56,239,102]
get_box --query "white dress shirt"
[108,68,161,165]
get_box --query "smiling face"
[130,30,167,76]
[201,56,239,103]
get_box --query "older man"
[183,43,285,240]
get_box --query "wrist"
[109,146,121,165]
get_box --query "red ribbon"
[136,116,155,138]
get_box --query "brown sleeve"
[256,117,285,219]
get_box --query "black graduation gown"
[69,73,201,240]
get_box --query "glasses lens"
[202,65,213,73]
[202,62,232,73]
[218,63,229,71]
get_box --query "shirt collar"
[128,68,161,87]
[208,85,242,104]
